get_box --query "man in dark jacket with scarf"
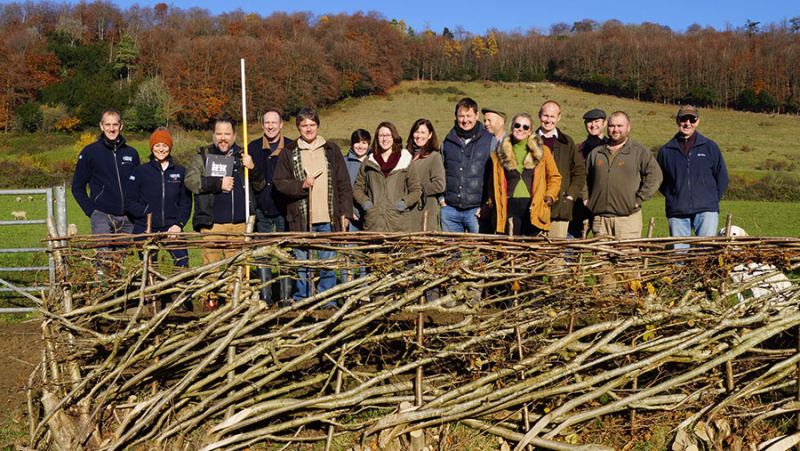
[249,107,293,302]
[440,97,496,233]
[186,114,265,265]
[273,107,352,302]
[72,109,140,236]
[657,105,728,246]
[536,100,585,239]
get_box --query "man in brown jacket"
[584,111,662,239]
[535,100,585,238]
[273,107,352,301]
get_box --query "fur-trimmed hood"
[498,136,545,171]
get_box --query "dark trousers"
[505,198,543,236]
[255,210,290,303]
[133,225,189,268]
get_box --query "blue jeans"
[255,210,286,234]
[440,205,480,233]
[293,222,337,301]
[341,221,367,283]
[255,210,289,302]
[669,211,719,249]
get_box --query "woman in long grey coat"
[405,118,445,232]
[353,122,421,232]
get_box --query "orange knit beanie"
[149,128,173,150]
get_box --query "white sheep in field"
[27,195,33,201]
[11,210,27,220]
[15,196,21,202]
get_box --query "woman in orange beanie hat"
[125,127,192,276]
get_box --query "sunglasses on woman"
[513,123,531,130]
[678,115,698,124]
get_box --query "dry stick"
[631,217,656,435]
[411,211,430,450]
[224,267,244,421]
[723,212,736,394]
[324,350,345,451]
[796,323,800,451]
[416,210,429,408]
[508,218,532,448]
[143,214,161,397]
[45,219,77,389]
[322,217,350,451]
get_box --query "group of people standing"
[72,97,728,305]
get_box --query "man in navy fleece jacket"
[72,109,140,235]
[657,105,728,246]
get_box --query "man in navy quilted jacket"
[657,105,728,246]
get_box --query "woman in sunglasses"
[486,113,562,236]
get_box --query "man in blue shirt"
[657,105,728,245]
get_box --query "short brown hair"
[295,107,320,127]
[454,97,478,116]
[262,107,284,123]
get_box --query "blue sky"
[37,0,797,34]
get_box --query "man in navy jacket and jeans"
[657,105,728,246]
[440,97,496,233]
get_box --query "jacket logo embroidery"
[122,156,133,162]
[129,175,135,181]
[169,174,181,182]
[697,153,707,157]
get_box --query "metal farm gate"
[0,186,67,313]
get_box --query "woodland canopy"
[1,2,798,131]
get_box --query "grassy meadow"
[319,81,800,180]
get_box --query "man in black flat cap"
[569,108,608,238]
[479,107,507,232]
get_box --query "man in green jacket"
[585,111,662,239]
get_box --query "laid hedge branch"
[27,232,800,450]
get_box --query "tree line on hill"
[1,2,799,133]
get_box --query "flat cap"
[481,107,506,119]
[676,105,699,118]
[582,109,607,121]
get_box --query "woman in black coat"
[125,127,192,268]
